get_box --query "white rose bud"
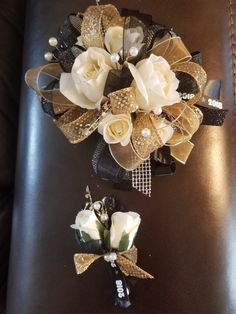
[124,26,144,52]
[105,26,144,54]
[105,26,123,54]
[98,113,133,146]
[110,212,141,251]
[60,47,115,110]
[71,210,103,242]
[127,54,181,114]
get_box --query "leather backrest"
[6,1,236,313]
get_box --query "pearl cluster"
[92,201,108,222]
[44,37,58,61]
[110,46,139,63]
[104,252,117,262]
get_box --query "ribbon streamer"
[108,260,131,308]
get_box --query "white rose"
[110,211,141,251]
[127,54,181,114]
[98,113,132,146]
[71,210,103,242]
[60,47,115,110]
[105,26,144,54]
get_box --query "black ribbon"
[108,260,131,309]
[92,138,176,189]
[104,67,134,96]
[197,80,228,126]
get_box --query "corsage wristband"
[25,2,228,196]
[71,187,153,309]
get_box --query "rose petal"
[126,62,149,104]
[105,26,123,54]
[60,73,102,110]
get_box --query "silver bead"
[104,252,117,262]
[48,37,58,47]
[44,52,54,61]
[93,201,101,210]
[129,46,139,57]
[110,53,120,63]
[141,128,151,137]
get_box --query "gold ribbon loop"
[163,102,202,145]
[109,142,146,171]
[25,63,73,106]
[74,247,154,279]
[117,255,154,279]
[81,4,121,49]
[56,107,103,144]
[132,113,163,159]
[74,253,100,274]
[149,36,192,66]
[172,61,207,105]
[108,87,138,115]
[170,141,194,164]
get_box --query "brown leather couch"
[5,0,236,313]
[0,0,26,312]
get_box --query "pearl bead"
[48,37,58,47]
[104,252,117,262]
[110,53,120,63]
[44,52,54,61]
[129,46,139,57]
[84,129,91,136]
[93,201,101,210]
[141,128,151,137]
[100,213,109,222]
[155,107,162,115]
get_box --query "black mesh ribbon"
[92,138,176,188]
[196,80,228,126]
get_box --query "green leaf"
[96,220,105,241]
[103,229,111,251]
[118,232,130,251]
[80,231,92,242]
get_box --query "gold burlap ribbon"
[74,247,154,279]
[81,4,122,48]
[25,4,207,167]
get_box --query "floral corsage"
[25,2,227,196]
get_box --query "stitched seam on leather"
[229,0,236,112]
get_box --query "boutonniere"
[71,186,153,308]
